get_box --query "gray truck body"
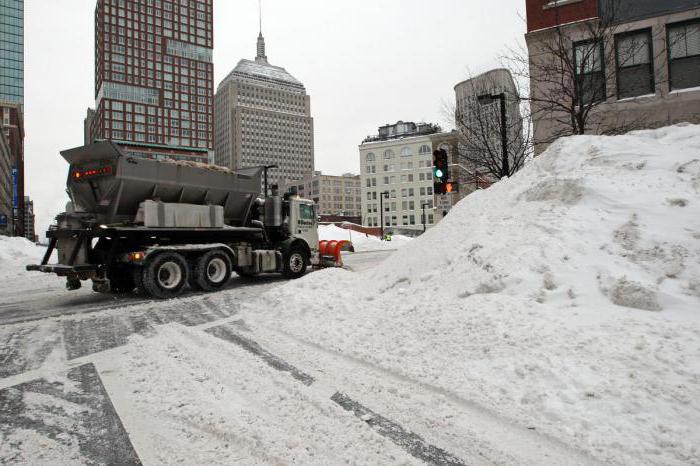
[62,141,262,226]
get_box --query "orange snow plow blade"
[318,240,354,267]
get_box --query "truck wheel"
[283,246,308,279]
[192,250,232,292]
[142,252,189,299]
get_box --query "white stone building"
[359,121,446,231]
[213,31,314,189]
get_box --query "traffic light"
[445,181,459,193]
[432,149,449,194]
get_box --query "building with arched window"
[359,121,463,232]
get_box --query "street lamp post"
[263,164,279,197]
[379,191,390,240]
[477,92,509,178]
[421,202,430,233]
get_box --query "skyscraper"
[214,31,314,190]
[0,0,24,237]
[89,0,214,162]
[0,0,23,105]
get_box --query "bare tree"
[504,0,663,149]
[449,70,532,182]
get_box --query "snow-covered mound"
[318,224,411,251]
[0,235,45,278]
[256,125,700,465]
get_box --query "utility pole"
[477,92,509,178]
[379,191,389,239]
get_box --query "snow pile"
[318,224,411,251]
[255,125,700,464]
[0,235,45,278]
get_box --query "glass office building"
[0,0,23,105]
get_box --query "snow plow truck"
[27,141,322,298]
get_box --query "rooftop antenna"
[255,0,267,63]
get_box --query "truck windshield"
[300,204,315,220]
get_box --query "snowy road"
[0,248,605,465]
[0,249,602,464]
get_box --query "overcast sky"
[24,0,526,237]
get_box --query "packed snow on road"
[318,223,412,251]
[1,125,699,465]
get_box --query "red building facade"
[1,104,24,237]
[526,0,598,32]
[91,0,214,162]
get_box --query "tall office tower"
[0,0,24,237]
[0,0,23,104]
[214,31,314,190]
[90,0,214,162]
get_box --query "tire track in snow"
[206,322,469,466]
[245,324,603,466]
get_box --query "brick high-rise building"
[0,129,12,236]
[89,0,214,162]
[0,0,25,237]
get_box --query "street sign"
[12,168,18,208]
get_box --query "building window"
[419,145,431,155]
[668,20,700,90]
[366,152,375,162]
[616,29,654,99]
[384,150,394,159]
[400,147,412,157]
[574,40,606,104]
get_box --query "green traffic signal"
[434,168,444,179]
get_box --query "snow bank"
[255,125,700,465]
[0,235,45,279]
[318,224,411,251]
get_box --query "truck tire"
[283,245,308,279]
[142,252,189,299]
[192,250,232,292]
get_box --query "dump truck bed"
[61,141,264,226]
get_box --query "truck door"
[291,200,319,262]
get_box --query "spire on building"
[255,0,268,64]
[256,32,267,64]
